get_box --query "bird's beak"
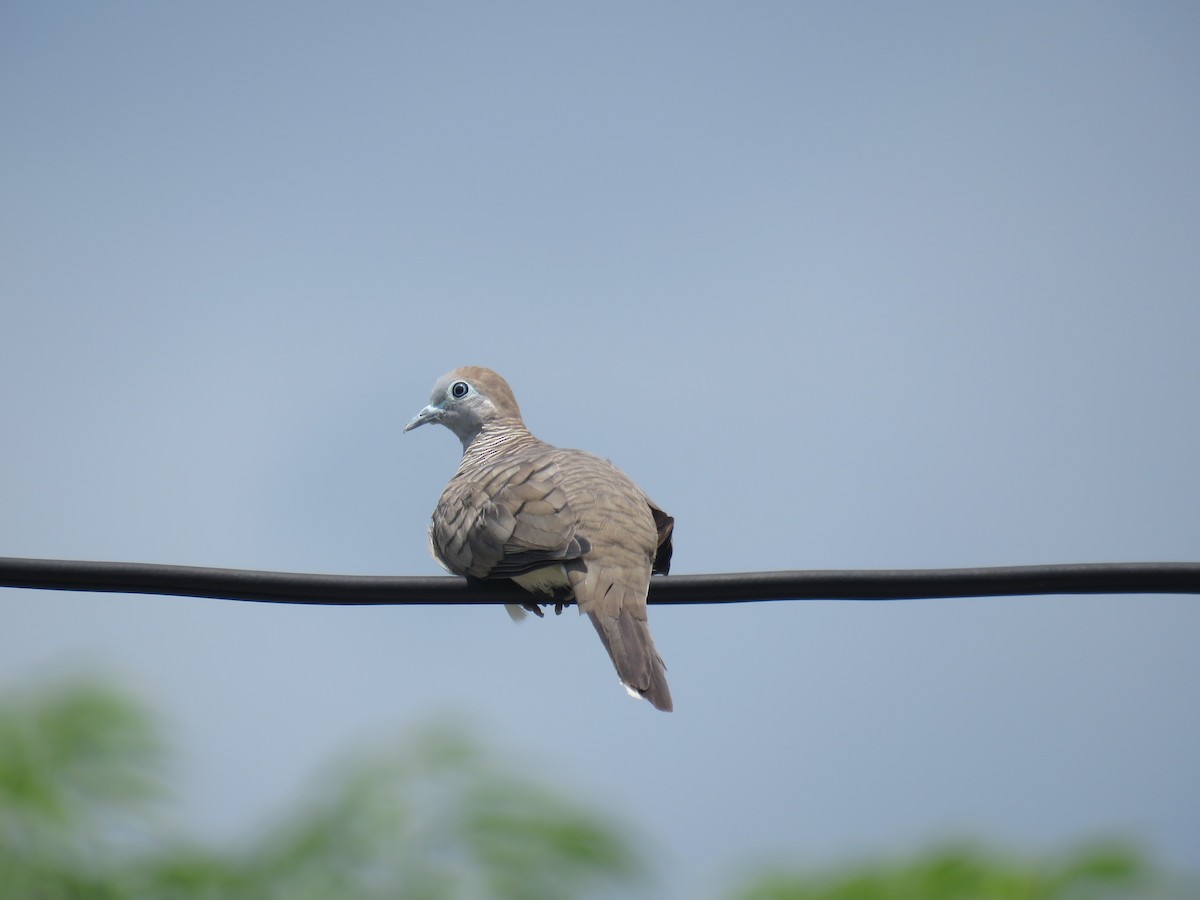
[404,404,443,433]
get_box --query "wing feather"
[431,461,585,579]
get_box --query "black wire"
[1,557,1198,606]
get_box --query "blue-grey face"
[404,372,491,444]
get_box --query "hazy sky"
[2,3,1198,894]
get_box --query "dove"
[405,366,674,711]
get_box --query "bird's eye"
[451,381,470,399]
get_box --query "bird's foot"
[550,586,574,615]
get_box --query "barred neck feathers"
[461,421,540,464]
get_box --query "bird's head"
[404,366,525,447]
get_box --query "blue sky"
[2,2,1198,894]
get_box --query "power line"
[1,557,1197,606]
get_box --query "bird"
[404,366,674,711]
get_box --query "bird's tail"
[587,608,673,712]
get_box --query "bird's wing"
[430,458,587,579]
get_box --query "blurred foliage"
[0,679,165,898]
[0,679,645,899]
[0,678,1191,900]
[726,842,1190,900]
